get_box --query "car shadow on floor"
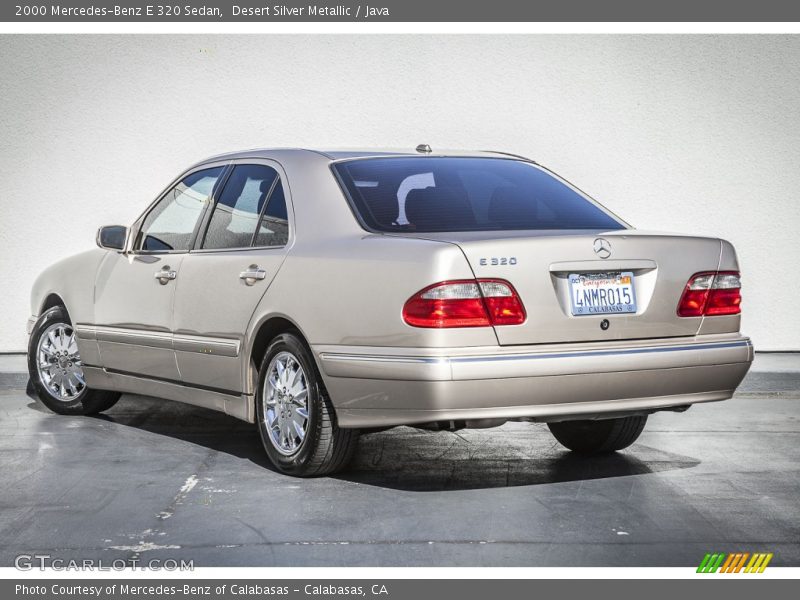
[27,394,701,492]
[339,430,700,491]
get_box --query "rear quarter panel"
[251,234,494,348]
[697,238,743,335]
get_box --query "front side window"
[139,167,224,252]
[333,157,624,233]
[202,165,279,250]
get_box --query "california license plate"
[568,272,637,316]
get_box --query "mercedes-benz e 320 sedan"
[27,147,753,475]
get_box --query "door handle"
[240,265,267,286]
[155,266,177,285]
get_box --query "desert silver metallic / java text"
[263,351,309,455]
[36,323,85,400]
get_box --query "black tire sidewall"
[255,333,324,475]
[548,416,646,454]
[28,306,88,412]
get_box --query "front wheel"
[27,306,120,415]
[547,415,647,454]
[255,332,359,476]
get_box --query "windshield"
[332,157,625,233]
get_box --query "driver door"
[93,164,227,381]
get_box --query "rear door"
[94,165,226,380]
[172,161,292,394]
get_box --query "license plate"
[568,271,637,316]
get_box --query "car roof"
[201,147,533,164]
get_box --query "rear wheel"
[27,306,120,415]
[255,332,359,476]
[547,415,647,454]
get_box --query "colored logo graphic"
[697,552,773,573]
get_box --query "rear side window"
[202,164,280,250]
[333,157,624,233]
[254,180,289,247]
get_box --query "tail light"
[403,279,526,328]
[677,271,741,317]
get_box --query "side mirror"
[96,225,128,251]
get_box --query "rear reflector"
[403,279,526,328]
[677,271,741,317]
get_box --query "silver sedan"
[27,147,752,475]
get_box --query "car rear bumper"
[314,333,753,428]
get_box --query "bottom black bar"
[3,579,797,600]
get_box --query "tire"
[27,306,120,415]
[547,415,647,454]
[255,332,359,476]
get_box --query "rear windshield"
[332,157,624,233]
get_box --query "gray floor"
[1,365,799,567]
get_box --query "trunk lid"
[404,230,723,345]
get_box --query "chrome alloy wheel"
[36,323,85,401]
[263,351,309,456]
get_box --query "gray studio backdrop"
[0,35,798,351]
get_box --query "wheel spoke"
[290,364,303,387]
[291,419,305,440]
[291,391,307,407]
[286,357,299,383]
[286,425,298,449]
[268,373,280,391]
[280,425,290,449]
[291,409,307,430]
[56,327,68,351]
[49,371,61,387]
[290,376,305,396]
[275,359,286,385]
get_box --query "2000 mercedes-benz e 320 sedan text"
[27,147,753,476]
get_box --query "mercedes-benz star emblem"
[593,238,612,259]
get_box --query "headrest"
[359,185,399,227]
